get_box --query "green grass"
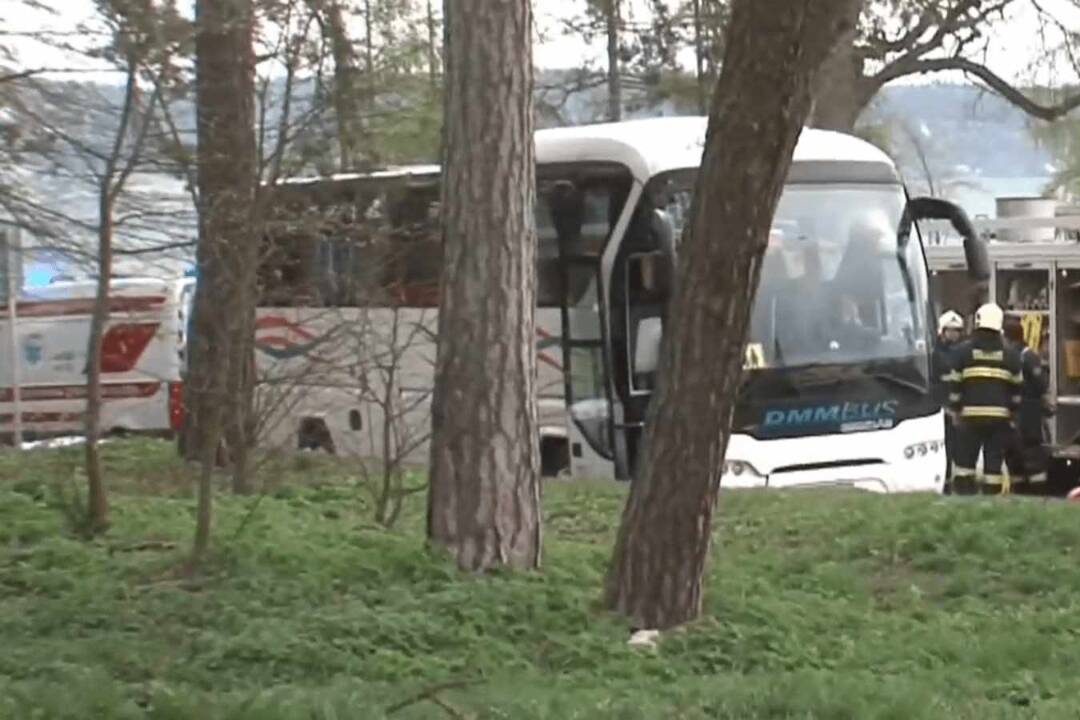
[3,440,1080,718]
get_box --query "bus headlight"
[723,460,763,478]
[903,441,942,460]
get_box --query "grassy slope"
[3,441,1080,719]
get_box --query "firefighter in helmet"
[1002,315,1052,491]
[947,302,1023,495]
[935,310,965,490]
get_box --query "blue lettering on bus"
[764,410,786,426]
[762,400,898,429]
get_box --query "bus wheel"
[298,418,337,455]
[540,436,570,478]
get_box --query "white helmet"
[975,303,1004,332]
[938,310,964,334]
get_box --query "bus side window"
[400,235,441,307]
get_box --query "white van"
[0,276,194,440]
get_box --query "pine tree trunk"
[364,0,376,102]
[426,0,541,572]
[692,0,707,115]
[603,0,860,631]
[322,0,363,172]
[605,0,622,121]
[189,0,258,554]
[426,0,439,89]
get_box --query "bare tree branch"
[1031,0,1080,78]
[0,67,111,84]
[871,0,1011,86]
[897,55,1080,121]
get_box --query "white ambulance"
[0,276,194,441]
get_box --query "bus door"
[608,208,676,480]
[546,181,621,478]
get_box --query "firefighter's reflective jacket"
[945,330,1023,421]
[932,337,959,407]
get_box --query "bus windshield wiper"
[867,370,926,394]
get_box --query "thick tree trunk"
[189,0,258,554]
[427,0,540,572]
[603,0,860,630]
[605,0,622,121]
[807,7,877,132]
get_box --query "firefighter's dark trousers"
[1004,407,1049,491]
[953,418,1013,495]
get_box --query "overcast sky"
[2,0,1079,85]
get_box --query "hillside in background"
[543,73,1060,216]
[864,84,1059,217]
[540,72,1056,178]
[867,83,1055,179]
[2,76,1069,280]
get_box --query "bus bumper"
[721,412,947,494]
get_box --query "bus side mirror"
[965,235,991,284]
[548,181,585,250]
[907,197,990,282]
[631,251,674,301]
[650,208,676,254]
[648,208,677,296]
[634,316,663,375]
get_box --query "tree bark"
[224,311,256,494]
[807,9,877,133]
[364,0,376,101]
[426,0,439,90]
[605,0,622,121]
[603,0,860,631]
[427,0,541,572]
[83,56,146,536]
[83,199,114,535]
[692,0,707,115]
[317,0,364,172]
[189,0,258,553]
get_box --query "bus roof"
[534,116,899,184]
[276,116,900,191]
[20,276,190,301]
[279,164,441,188]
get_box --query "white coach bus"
[253,166,575,476]
[256,116,989,491]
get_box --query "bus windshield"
[653,177,930,375]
